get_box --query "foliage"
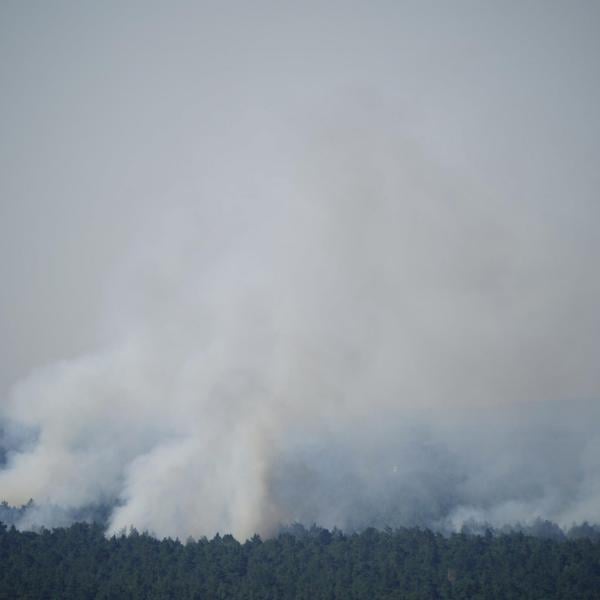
[1,521,600,599]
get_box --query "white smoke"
[2,107,600,539]
[1,2,600,540]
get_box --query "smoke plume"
[1,2,599,540]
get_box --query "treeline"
[0,500,112,531]
[4,499,600,541]
[2,521,600,599]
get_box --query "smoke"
[1,2,600,540]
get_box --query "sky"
[1,1,600,539]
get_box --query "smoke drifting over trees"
[1,2,600,540]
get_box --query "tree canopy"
[1,520,600,599]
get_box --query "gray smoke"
[1,2,600,540]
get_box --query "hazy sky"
[1,2,600,538]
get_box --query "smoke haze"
[1,1,600,540]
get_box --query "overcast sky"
[2,1,599,394]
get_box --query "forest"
[2,518,600,599]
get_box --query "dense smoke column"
[1,2,600,539]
